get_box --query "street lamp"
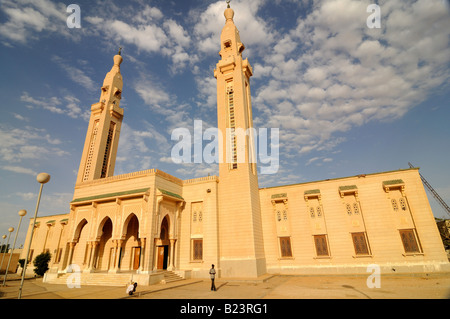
[2,210,27,286]
[18,172,50,299]
[0,228,14,274]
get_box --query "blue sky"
[0,0,449,246]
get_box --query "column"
[109,240,117,273]
[84,242,93,272]
[168,238,177,270]
[139,238,146,273]
[64,242,76,272]
[113,239,123,273]
[85,241,98,272]
[92,241,99,270]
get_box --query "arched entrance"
[72,219,89,269]
[122,213,141,271]
[97,217,113,271]
[157,216,169,270]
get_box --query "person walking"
[209,264,216,291]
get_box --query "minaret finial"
[118,47,122,56]
[226,0,231,8]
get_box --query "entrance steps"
[45,272,132,287]
[44,270,185,286]
[156,270,184,283]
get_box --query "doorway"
[132,246,141,270]
[157,245,168,270]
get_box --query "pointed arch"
[96,216,114,240]
[160,215,170,242]
[121,213,141,270]
[72,218,90,268]
[121,213,140,239]
[73,218,88,242]
[96,217,114,271]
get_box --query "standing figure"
[209,264,216,291]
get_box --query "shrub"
[33,252,51,277]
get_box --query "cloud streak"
[252,0,450,159]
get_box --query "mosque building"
[20,4,449,286]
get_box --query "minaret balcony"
[91,101,105,114]
[217,55,236,73]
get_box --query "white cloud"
[12,113,29,122]
[252,0,450,162]
[115,122,171,174]
[192,0,276,55]
[20,91,89,120]
[0,124,69,162]
[15,192,36,200]
[0,0,70,45]
[134,78,171,110]
[85,4,195,72]
[175,163,218,179]
[2,165,37,176]
[51,55,96,91]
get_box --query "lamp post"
[0,228,14,274]
[18,172,50,299]
[2,210,27,286]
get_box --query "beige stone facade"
[20,5,449,284]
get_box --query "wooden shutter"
[280,237,292,257]
[399,229,420,253]
[352,232,369,255]
[314,235,329,256]
[193,239,203,260]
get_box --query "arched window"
[346,203,352,216]
[353,203,359,214]
[391,199,399,211]
[316,206,322,217]
[399,198,407,211]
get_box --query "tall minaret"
[214,3,266,277]
[76,50,124,184]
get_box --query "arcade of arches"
[61,205,178,274]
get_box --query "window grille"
[351,232,370,255]
[391,199,399,211]
[314,235,329,256]
[192,239,203,260]
[280,237,292,257]
[399,229,420,253]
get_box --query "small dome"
[224,7,234,21]
[114,54,123,66]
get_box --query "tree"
[33,252,51,277]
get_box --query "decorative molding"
[383,179,406,196]
[304,189,321,202]
[339,185,359,201]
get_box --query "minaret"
[76,50,124,184]
[214,3,266,277]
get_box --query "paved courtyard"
[1,272,449,300]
